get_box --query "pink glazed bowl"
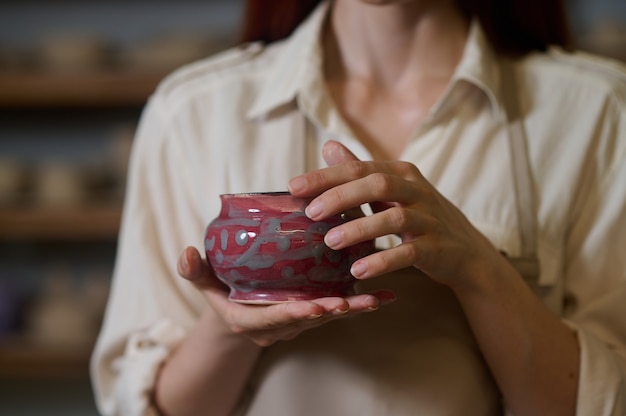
[204,192,374,304]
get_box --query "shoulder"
[132,43,275,152]
[547,48,626,83]
[521,48,626,111]
[523,50,625,184]
[148,40,285,113]
[514,50,625,179]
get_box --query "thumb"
[322,140,360,166]
[178,246,227,292]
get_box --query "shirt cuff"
[112,319,186,416]
[564,320,626,416]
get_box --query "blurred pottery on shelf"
[120,33,228,72]
[0,281,22,336]
[579,19,626,61]
[33,162,85,208]
[24,267,98,348]
[38,32,112,72]
[108,123,135,195]
[0,158,28,207]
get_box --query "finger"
[288,160,379,198]
[273,291,397,338]
[322,140,360,166]
[231,291,397,346]
[303,290,397,329]
[223,291,396,334]
[177,246,223,291]
[309,291,397,323]
[177,246,202,279]
[289,159,423,198]
[350,242,425,279]
[323,142,395,214]
[341,290,397,310]
[264,291,397,335]
[311,294,377,315]
[324,206,432,250]
[224,300,327,332]
[255,293,379,327]
[305,173,422,220]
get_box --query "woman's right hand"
[177,246,396,347]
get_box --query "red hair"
[457,0,573,55]
[239,0,323,45]
[239,0,572,55]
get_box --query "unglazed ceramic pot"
[205,192,375,304]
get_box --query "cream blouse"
[91,2,626,415]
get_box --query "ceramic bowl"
[204,192,374,304]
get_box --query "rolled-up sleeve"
[111,320,186,416]
[564,95,626,415]
[567,321,626,415]
[90,94,206,416]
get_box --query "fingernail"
[365,295,379,311]
[325,229,343,247]
[305,201,323,219]
[288,177,306,193]
[332,305,349,315]
[182,250,190,270]
[308,312,323,319]
[351,260,368,278]
[380,294,397,306]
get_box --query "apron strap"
[500,58,542,284]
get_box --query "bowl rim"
[219,191,292,197]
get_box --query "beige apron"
[235,59,541,416]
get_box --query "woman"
[91,0,626,415]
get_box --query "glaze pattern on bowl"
[205,192,374,303]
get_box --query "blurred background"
[0,0,624,414]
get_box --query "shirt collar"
[449,20,504,121]
[246,1,329,120]
[246,2,505,122]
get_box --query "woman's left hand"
[288,140,505,289]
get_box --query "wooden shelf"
[0,205,122,241]
[0,71,165,108]
[0,339,92,379]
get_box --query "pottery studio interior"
[0,0,624,415]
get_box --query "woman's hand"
[177,246,395,347]
[297,141,581,416]
[288,140,505,290]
